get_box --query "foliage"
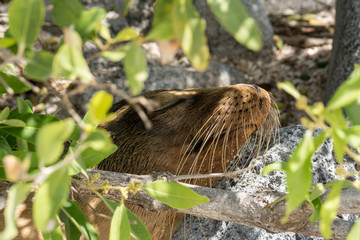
[0,0,261,239]
[263,65,360,239]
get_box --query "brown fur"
[0,84,278,239]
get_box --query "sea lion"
[85,84,278,239]
[0,84,278,239]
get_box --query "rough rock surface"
[324,0,360,103]
[261,0,335,15]
[172,126,357,240]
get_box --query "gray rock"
[261,0,335,15]
[324,0,360,103]
[173,126,356,240]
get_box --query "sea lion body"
[90,84,275,239]
[0,84,277,239]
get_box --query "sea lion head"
[98,84,278,186]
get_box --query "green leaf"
[345,99,360,125]
[277,81,301,100]
[142,180,209,209]
[124,42,148,95]
[347,218,360,240]
[51,0,83,28]
[114,28,138,42]
[308,197,321,223]
[320,180,343,239]
[0,107,10,121]
[0,38,16,48]
[34,167,70,232]
[94,23,111,41]
[36,119,75,165]
[98,196,151,239]
[262,162,287,176]
[126,209,152,240]
[0,72,31,94]
[76,129,117,169]
[327,64,360,110]
[52,43,93,83]
[309,183,325,201]
[87,90,114,125]
[0,135,12,158]
[1,119,26,127]
[172,0,209,71]
[41,224,63,240]
[17,98,33,113]
[283,131,326,222]
[75,7,106,40]
[332,128,346,164]
[110,204,131,240]
[0,182,32,239]
[24,51,54,82]
[101,47,127,62]
[146,0,175,41]
[207,0,263,51]
[326,180,354,189]
[8,0,44,52]
[345,126,360,148]
[59,200,99,240]
[122,0,136,16]
[1,112,59,144]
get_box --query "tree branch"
[73,169,356,240]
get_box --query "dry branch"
[73,169,357,240]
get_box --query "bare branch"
[73,169,356,240]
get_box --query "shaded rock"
[324,0,360,103]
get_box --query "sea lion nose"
[244,84,262,107]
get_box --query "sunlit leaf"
[36,119,75,165]
[24,51,54,82]
[87,90,114,124]
[147,0,175,41]
[347,218,360,240]
[172,0,209,71]
[277,81,301,100]
[283,131,326,222]
[127,209,152,240]
[124,42,148,95]
[262,162,287,176]
[34,167,70,232]
[52,44,93,83]
[332,128,346,164]
[0,38,16,48]
[0,107,10,121]
[207,0,263,51]
[327,64,360,110]
[101,47,127,62]
[0,182,32,239]
[142,180,209,209]
[8,0,44,53]
[41,224,63,240]
[345,126,360,148]
[309,183,325,201]
[320,180,343,239]
[114,27,138,42]
[110,204,130,240]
